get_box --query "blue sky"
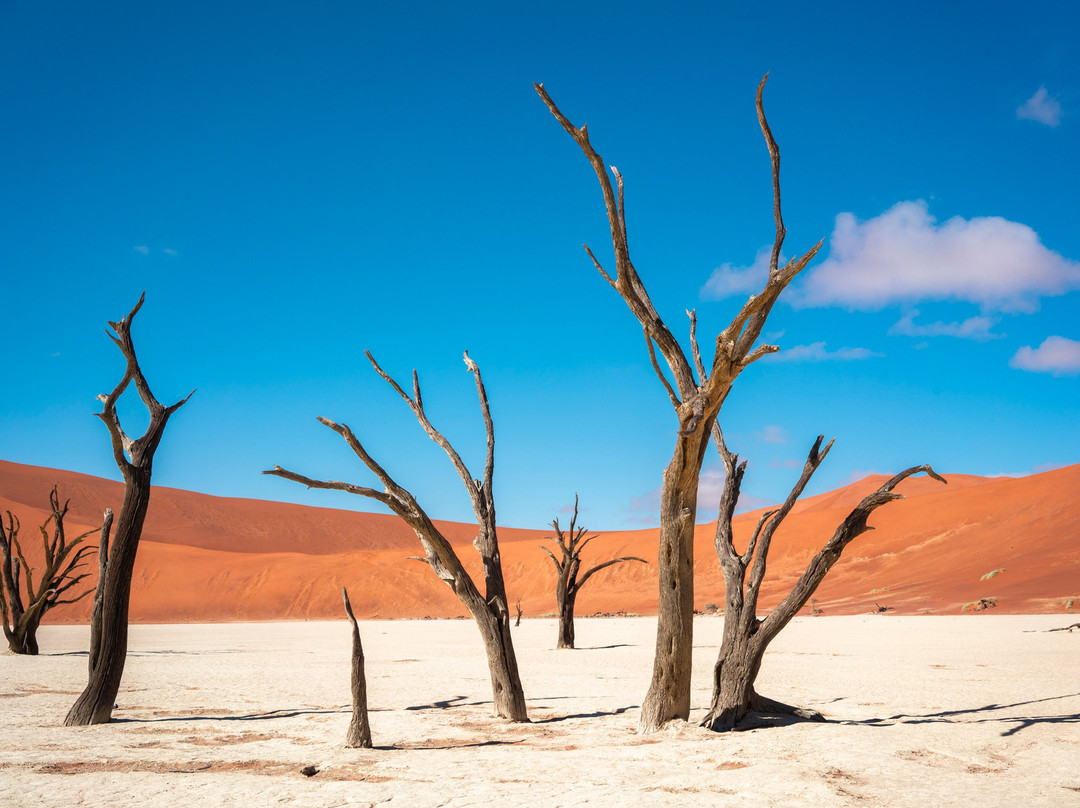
[2,1,1078,530]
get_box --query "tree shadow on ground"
[532,705,638,723]
[114,707,359,723]
[404,695,491,711]
[844,693,1080,737]
[378,738,527,751]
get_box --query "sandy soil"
[2,616,1077,807]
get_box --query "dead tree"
[542,495,645,649]
[537,77,822,731]
[701,429,945,731]
[0,488,101,654]
[265,351,528,722]
[65,294,192,725]
[342,587,373,748]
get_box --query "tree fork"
[266,351,528,722]
[701,428,945,731]
[537,76,821,731]
[65,294,192,726]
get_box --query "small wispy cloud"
[701,246,780,300]
[769,457,800,469]
[768,341,883,363]
[839,468,881,486]
[133,245,150,255]
[795,201,1080,314]
[888,310,1003,341]
[627,487,661,526]
[163,248,179,256]
[755,424,788,444]
[1016,86,1062,127]
[1009,335,1080,376]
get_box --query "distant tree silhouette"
[1,487,103,654]
[542,495,645,649]
[66,294,192,725]
[266,352,528,722]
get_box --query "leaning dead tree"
[701,430,945,731]
[65,294,192,725]
[542,495,645,649]
[265,351,528,722]
[0,488,103,654]
[537,77,822,731]
[342,587,373,748]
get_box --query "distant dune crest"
[1,459,1076,621]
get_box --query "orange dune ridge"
[1,459,1076,621]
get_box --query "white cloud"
[768,341,883,363]
[1017,86,1062,127]
[888,310,1003,341]
[695,468,773,517]
[163,248,179,256]
[696,468,727,508]
[796,201,1080,313]
[756,424,788,444]
[133,245,150,255]
[1009,335,1080,376]
[701,247,779,300]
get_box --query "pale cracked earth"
[2,615,1077,807]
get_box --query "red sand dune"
[1,459,1077,622]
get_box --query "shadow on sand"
[844,693,1080,737]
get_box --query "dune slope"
[1,459,1076,620]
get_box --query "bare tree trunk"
[342,587,372,748]
[700,429,945,731]
[556,590,576,650]
[65,295,192,726]
[88,509,113,675]
[267,351,528,721]
[537,77,820,730]
[639,440,709,728]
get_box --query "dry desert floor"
[2,615,1078,807]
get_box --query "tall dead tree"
[265,351,528,722]
[0,488,102,654]
[702,430,945,731]
[342,587,373,748]
[65,294,192,725]
[537,76,822,731]
[542,495,645,649]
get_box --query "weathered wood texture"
[700,428,946,731]
[342,587,373,748]
[65,294,192,726]
[265,351,528,722]
[536,76,821,731]
[542,495,645,649]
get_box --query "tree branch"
[575,556,647,591]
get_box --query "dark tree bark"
[536,77,822,731]
[65,294,192,725]
[700,428,946,731]
[342,587,372,748]
[265,351,528,722]
[542,494,645,649]
[0,488,101,655]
